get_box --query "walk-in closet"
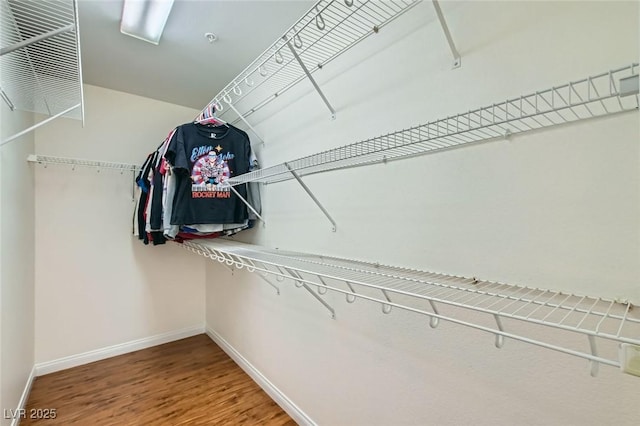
[1,0,638,425]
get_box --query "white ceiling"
[78,0,315,110]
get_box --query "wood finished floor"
[23,334,296,425]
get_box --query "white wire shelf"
[228,64,639,186]
[202,0,421,123]
[181,238,640,376]
[1,0,84,140]
[27,154,139,172]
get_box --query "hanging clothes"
[133,118,261,246]
[164,122,251,225]
[134,152,155,244]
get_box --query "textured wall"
[0,104,35,423]
[207,1,640,425]
[34,85,206,364]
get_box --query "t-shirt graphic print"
[191,148,232,198]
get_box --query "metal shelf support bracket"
[494,314,505,348]
[226,184,265,224]
[284,267,335,318]
[345,281,357,303]
[588,335,600,377]
[317,275,329,295]
[257,273,281,295]
[381,289,393,314]
[431,0,461,69]
[245,259,281,295]
[0,87,15,110]
[302,281,336,319]
[284,162,337,232]
[428,300,440,328]
[226,102,266,145]
[284,37,336,120]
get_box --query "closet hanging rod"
[182,239,640,376]
[27,154,139,172]
[227,63,639,186]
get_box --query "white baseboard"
[10,365,36,426]
[35,324,205,376]
[205,326,315,426]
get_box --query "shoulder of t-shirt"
[177,122,197,131]
[229,124,250,140]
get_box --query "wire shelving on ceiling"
[201,0,423,127]
[228,63,639,186]
[181,238,640,377]
[1,0,84,145]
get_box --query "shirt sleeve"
[164,125,189,172]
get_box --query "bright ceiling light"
[120,0,175,45]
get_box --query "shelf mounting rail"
[27,154,138,172]
[227,63,639,186]
[27,154,266,218]
[0,0,84,146]
[182,238,640,377]
[27,154,140,201]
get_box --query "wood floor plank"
[22,334,296,425]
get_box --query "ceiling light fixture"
[120,0,175,45]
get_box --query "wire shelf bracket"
[226,102,266,145]
[255,271,281,295]
[284,35,336,120]
[0,86,15,110]
[285,162,337,232]
[431,0,460,69]
[182,239,640,377]
[225,183,266,224]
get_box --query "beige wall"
[0,103,35,424]
[244,0,640,304]
[33,85,206,364]
[207,1,640,425]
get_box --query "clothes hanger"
[195,104,228,127]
